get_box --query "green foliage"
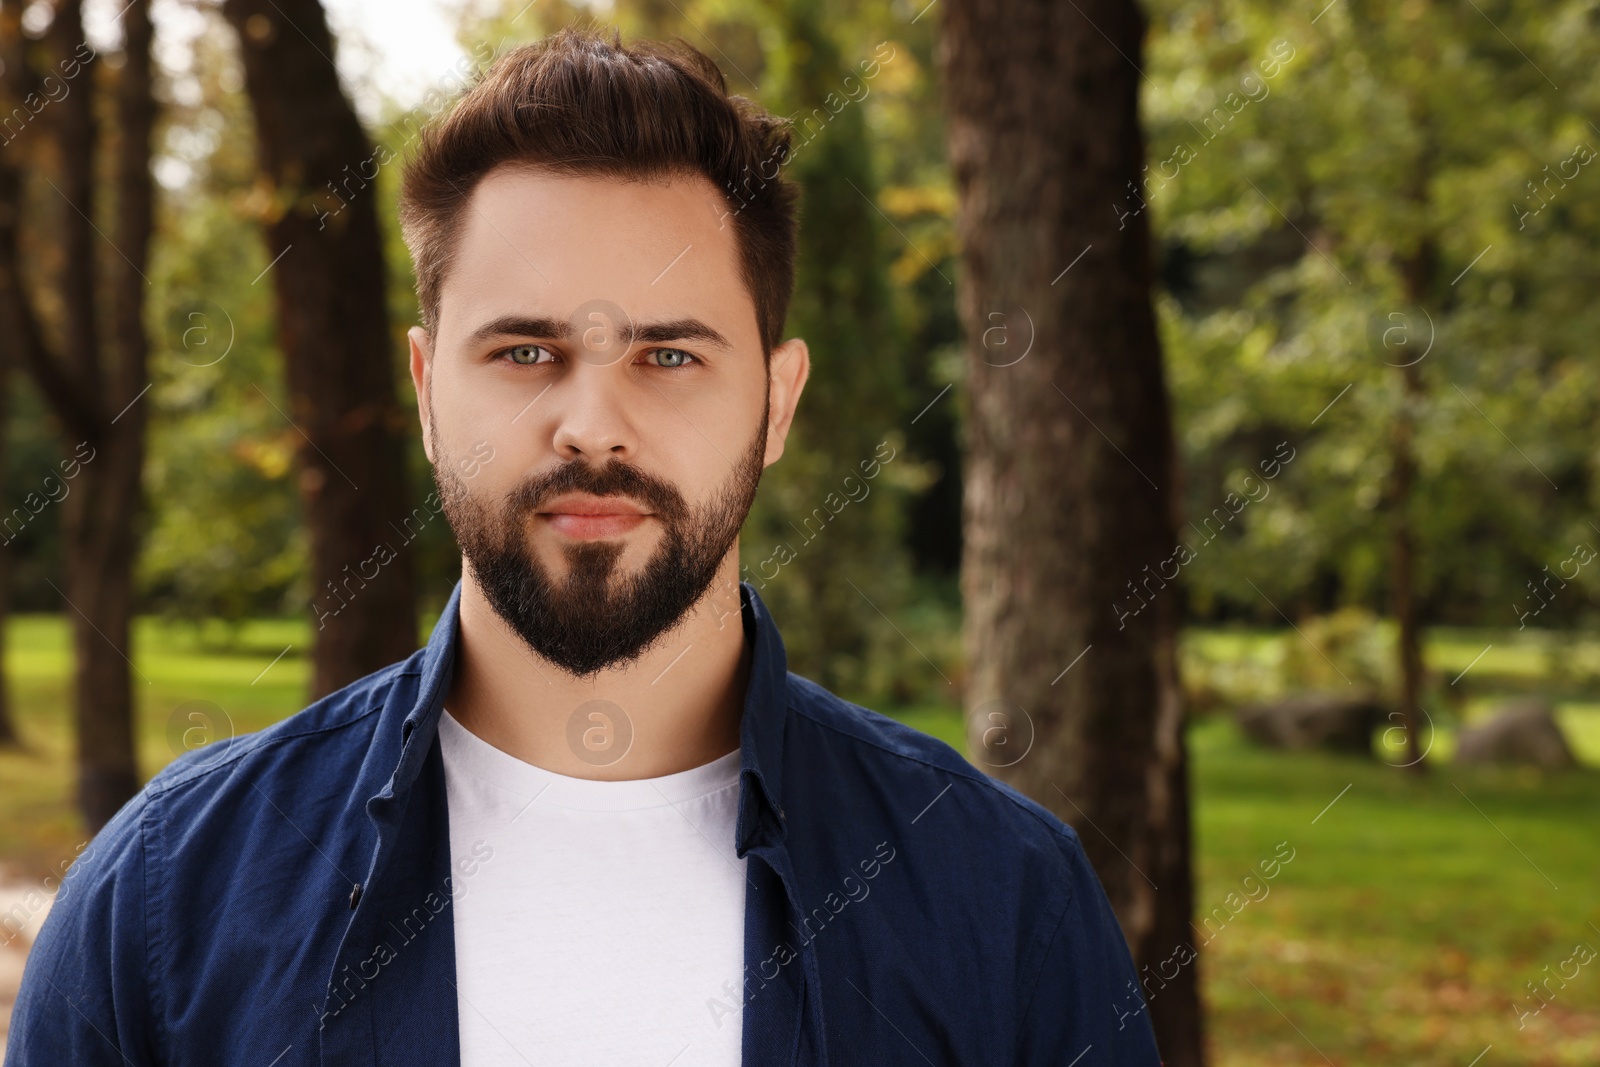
[139,20,305,621]
[736,0,914,696]
[1144,0,1600,632]
[1276,605,1395,694]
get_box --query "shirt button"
[349,883,363,910]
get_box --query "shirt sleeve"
[1015,829,1164,1065]
[5,790,159,1066]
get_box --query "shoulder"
[8,654,424,1063]
[777,675,1152,1056]
[43,649,422,944]
[66,648,421,900]
[145,650,418,800]
[780,672,1088,890]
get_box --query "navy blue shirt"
[7,580,1161,1065]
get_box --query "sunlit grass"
[1187,714,1600,1066]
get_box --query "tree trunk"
[73,0,155,825]
[0,0,30,754]
[55,0,153,828]
[0,342,14,748]
[222,0,419,697]
[1389,359,1425,771]
[0,0,154,828]
[1389,91,1435,775]
[939,1,1204,1064]
[61,448,143,828]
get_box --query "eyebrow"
[464,314,733,352]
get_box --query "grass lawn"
[1187,714,1599,1066]
[3,614,1598,1065]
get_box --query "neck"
[444,548,750,781]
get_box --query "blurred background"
[1,0,1597,1063]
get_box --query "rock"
[1454,699,1576,769]
[1234,693,1387,755]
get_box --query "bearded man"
[8,27,1161,1067]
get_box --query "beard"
[432,406,768,678]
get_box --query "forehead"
[436,164,754,345]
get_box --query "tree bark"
[0,0,154,827]
[939,1,1204,1063]
[0,0,101,447]
[1389,358,1425,771]
[1386,63,1436,773]
[0,336,14,747]
[222,0,419,697]
[1390,195,1434,774]
[0,0,38,755]
[77,0,156,822]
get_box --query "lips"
[536,493,652,539]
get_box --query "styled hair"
[398,27,800,358]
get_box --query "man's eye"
[501,344,553,365]
[646,347,697,368]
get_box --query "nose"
[548,367,638,461]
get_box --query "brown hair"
[399,27,800,359]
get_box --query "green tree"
[142,16,306,625]
[0,0,157,828]
[1145,0,1600,740]
[221,0,421,699]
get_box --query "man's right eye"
[500,344,554,365]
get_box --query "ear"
[763,337,810,468]
[409,326,435,464]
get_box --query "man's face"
[411,165,807,677]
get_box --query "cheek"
[643,372,768,463]
[643,444,720,511]
[429,369,533,461]
[430,357,534,429]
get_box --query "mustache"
[507,459,689,522]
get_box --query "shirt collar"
[377,578,790,849]
[732,580,790,851]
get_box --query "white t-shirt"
[436,706,748,1067]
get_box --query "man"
[8,27,1161,1067]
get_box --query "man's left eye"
[646,348,697,368]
